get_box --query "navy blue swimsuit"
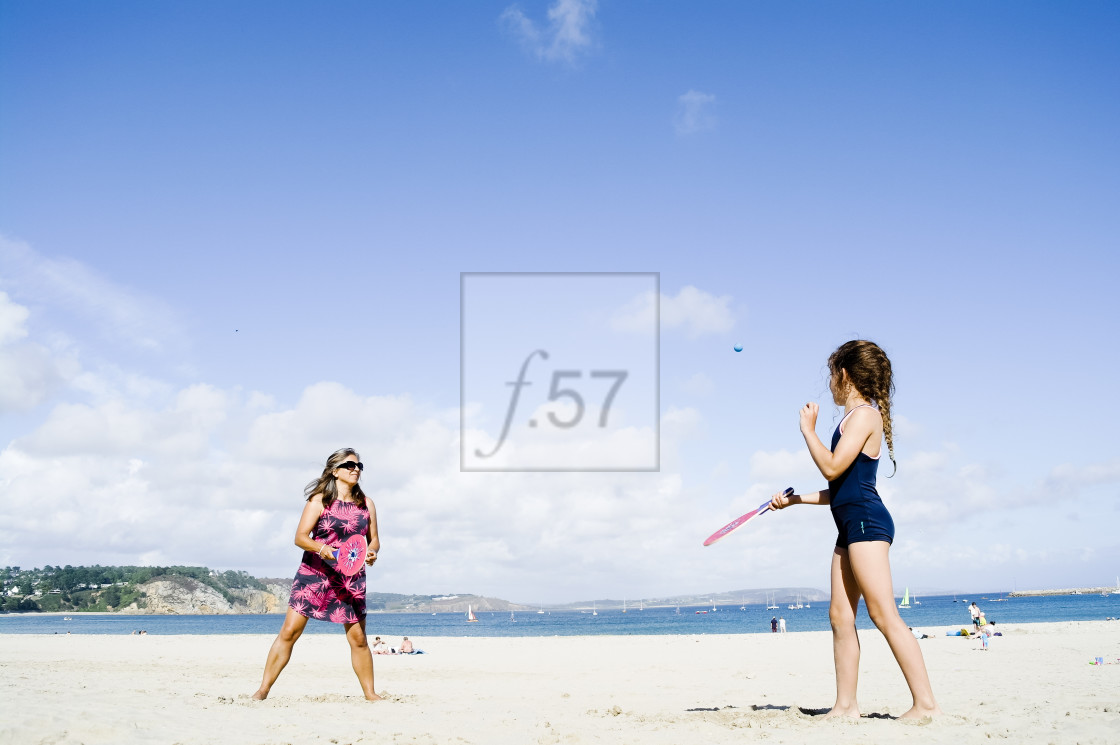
[829,405,894,548]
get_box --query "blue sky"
[1,1,1118,602]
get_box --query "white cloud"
[0,378,712,601]
[0,291,77,412]
[680,372,715,396]
[610,285,736,338]
[0,234,183,354]
[500,0,598,64]
[674,90,717,136]
[0,291,29,345]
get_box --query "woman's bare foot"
[364,692,383,701]
[899,704,941,720]
[821,703,861,719]
[251,689,268,701]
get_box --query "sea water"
[1,593,1118,636]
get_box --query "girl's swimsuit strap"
[837,403,875,435]
[837,403,881,460]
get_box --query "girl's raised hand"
[365,547,378,566]
[799,402,819,434]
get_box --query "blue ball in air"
[733,344,743,352]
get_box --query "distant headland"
[2,564,829,616]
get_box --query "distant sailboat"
[510,611,515,622]
[592,602,597,616]
[622,597,627,613]
[466,604,479,622]
[766,592,778,611]
[899,588,911,608]
[538,602,545,614]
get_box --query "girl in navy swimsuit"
[769,340,940,720]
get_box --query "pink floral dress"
[288,499,369,623]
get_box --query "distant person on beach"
[372,637,393,654]
[769,340,941,720]
[980,623,996,650]
[771,617,778,633]
[779,616,787,633]
[970,602,981,629]
[252,448,381,701]
[400,637,414,654]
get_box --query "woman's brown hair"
[304,447,368,509]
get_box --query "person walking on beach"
[779,616,787,634]
[970,602,981,630]
[771,616,778,633]
[768,340,941,720]
[252,448,381,701]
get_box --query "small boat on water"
[466,605,479,622]
[899,588,911,609]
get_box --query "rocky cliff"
[119,576,291,615]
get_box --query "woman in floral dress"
[252,448,381,700]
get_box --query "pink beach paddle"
[335,534,368,576]
[703,487,792,546]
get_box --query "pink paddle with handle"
[703,487,793,546]
[334,534,368,576]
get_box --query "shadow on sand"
[797,706,896,720]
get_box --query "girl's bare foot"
[251,689,268,701]
[821,703,861,719]
[899,704,941,720]
[364,692,383,701]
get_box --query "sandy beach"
[2,621,1118,744]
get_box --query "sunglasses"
[336,461,364,472]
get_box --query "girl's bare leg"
[825,546,863,718]
[344,618,381,701]
[847,541,941,719]
[252,608,309,700]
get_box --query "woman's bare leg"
[847,541,941,719]
[344,618,380,701]
[825,546,864,718]
[252,608,309,700]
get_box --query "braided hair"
[828,340,897,476]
